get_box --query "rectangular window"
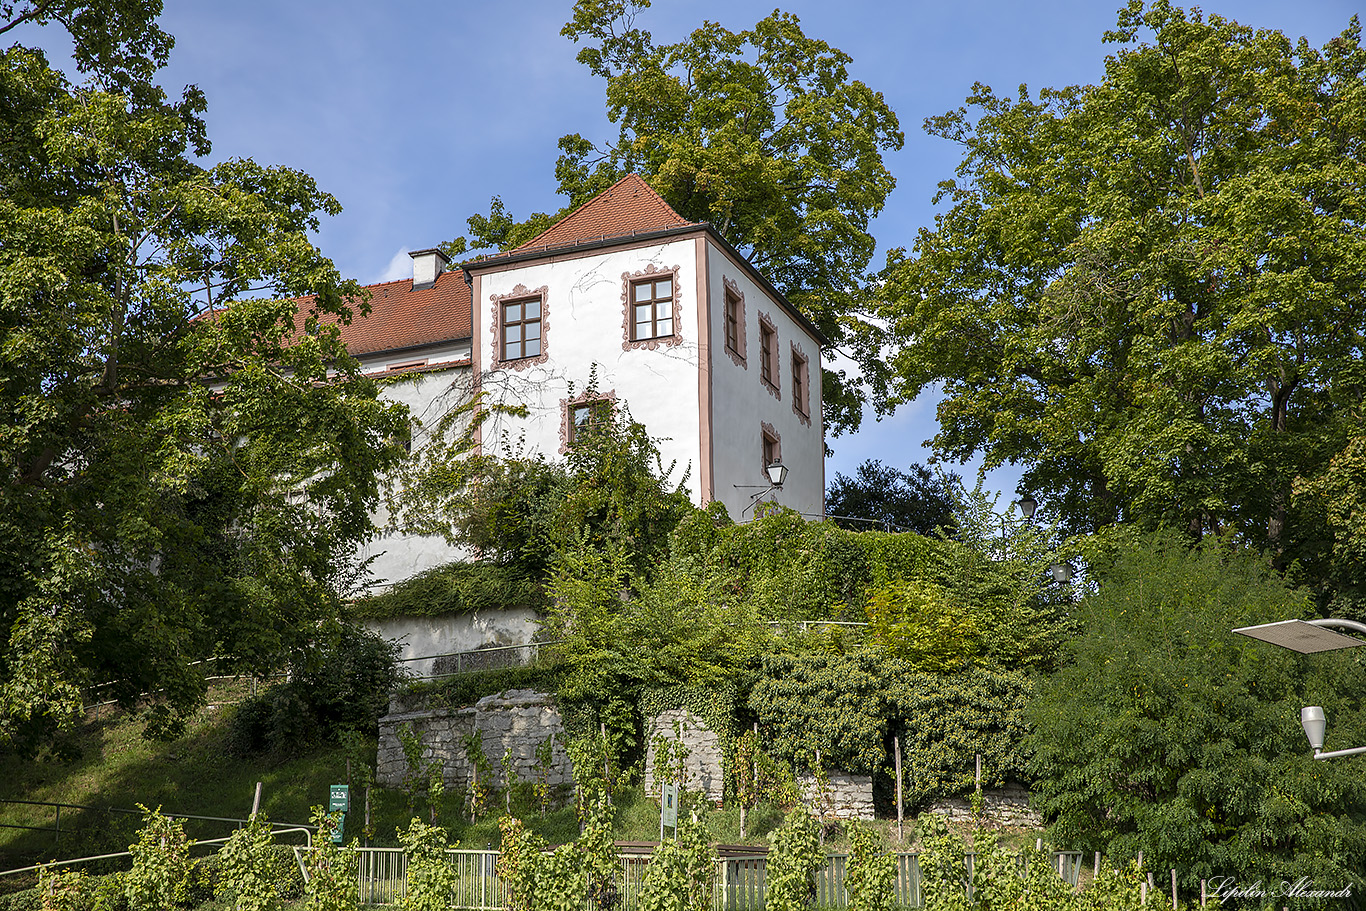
[569,399,612,443]
[501,297,542,361]
[725,290,741,355]
[762,429,780,468]
[631,277,674,340]
[759,322,774,386]
[792,351,809,417]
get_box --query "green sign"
[328,784,349,844]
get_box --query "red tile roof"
[511,173,694,253]
[302,269,472,357]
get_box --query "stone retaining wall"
[377,689,573,793]
[643,709,725,804]
[800,773,875,820]
[925,785,1040,828]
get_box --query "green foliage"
[1028,531,1366,887]
[461,732,495,822]
[637,811,712,911]
[397,818,455,911]
[125,806,193,911]
[843,823,894,911]
[36,867,88,911]
[763,808,821,911]
[227,624,399,761]
[918,816,1134,911]
[750,649,1031,801]
[496,816,542,911]
[215,815,282,911]
[350,561,542,621]
[865,580,981,673]
[394,374,692,585]
[580,798,622,911]
[0,3,408,748]
[533,735,557,815]
[303,808,360,911]
[881,1,1366,606]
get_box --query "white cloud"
[379,247,412,283]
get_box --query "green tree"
[456,0,903,434]
[0,2,407,746]
[880,2,1366,604]
[825,461,959,535]
[1027,531,1366,888]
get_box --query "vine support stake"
[894,735,903,842]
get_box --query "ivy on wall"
[748,649,1032,805]
[351,561,541,621]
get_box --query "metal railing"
[399,641,563,681]
[0,799,314,852]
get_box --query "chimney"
[409,248,449,290]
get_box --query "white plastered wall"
[473,238,702,500]
[357,363,477,591]
[703,240,825,521]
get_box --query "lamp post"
[1235,618,1366,759]
[1010,493,1074,584]
[735,460,787,516]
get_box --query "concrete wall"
[355,364,476,591]
[364,608,540,681]
[925,785,1041,828]
[800,773,875,821]
[376,689,573,793]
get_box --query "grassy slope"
[0,682,791,878]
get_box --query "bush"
[1029,532,1366,888]
[227,623,399,759]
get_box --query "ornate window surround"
[489,283,550,371]
[621,263,684,351]
[790,341,811,426]
[559,387,619,454]
[757,309,780,400]
[722,276,747,369]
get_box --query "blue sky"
[25,0,1362,502]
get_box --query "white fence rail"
[346,846,1083,909]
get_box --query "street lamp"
[1011,493,1073,585]
[735,460,788,516]
[1235,618,1366,760]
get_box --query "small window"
[759,323,774,386]
[630,276,674,341]
[725,290,741,355]
[569,399,613,444]
[761,426,781,470]
[791,350,809,418]
[501,297,542,361]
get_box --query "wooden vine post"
[894,735,904,842]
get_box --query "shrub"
[227,623,398,759]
